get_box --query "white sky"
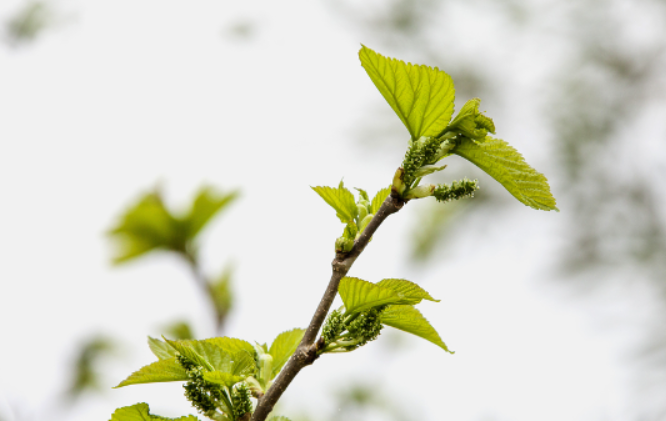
[0,1,652,421]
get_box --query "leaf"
[109,403,199,421]
[202,371,243,388]
[163,338,255,376]
[148,337,175,360]
[453,136,558,211]
[210,266,234,326]
[376,279,439,304]
[268,328,305,377]
[186,187,238,239]
[370,186,391,215]
[163,321,195,340]
[311,181,358,223]
[115,358,188,388]
[381,305,452,353]
[108,192,182,263]
[359,45,456,140]
[164,338,215,372]
[338,277,403,315]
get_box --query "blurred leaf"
[376,278,439,304]
[108,191,184,263]
[185,187,238,239]
[381,305,452,353]
[268,328,305,377]
[359,45,455,140]
[454,137,558,211]
[210,266,234,328]
[6,2,52,45]
[338,277,403,315]
[311,181,358,224]
[267,417,292,421]
[162,321,195,340]
[67,336,116,397]
[110,403,199,420]
[115,358,188,388]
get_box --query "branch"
[250,190,406,421]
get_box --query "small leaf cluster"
[321,277,451,353]
[360,45,558,211]
[109,186,238,263]
[312,182,390,252]
[113,331,304,421]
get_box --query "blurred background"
[1,0,665,420]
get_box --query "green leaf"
[376,279,439,304]
[147,337,175,360]
[186,187,238,239]
[108,192,182,263]
[109,403,199,421]
[115,357,188,388]
[202,371,243,388]
[311,181,358,223]
[370,186,391,215]
[445,98,495,140]
[453,136,558,211]
[381,305,452,353]
[268,328,305,377]
[338,277,404,315]
[163,338,255,376]
[164,338,215,372]
[359,45,456,140]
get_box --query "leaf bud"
[443,98,495,141]
[392,167,407,195]
[404,184,436,200]
[357,214,374,235]
[335,236,354,253]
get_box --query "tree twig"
[250,191,406,421]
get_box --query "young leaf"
[115,358,188,387]
[370,186,391,215]
[148,336,175,360]
[202,371,243,388]
[359,45,456,140]
[381,305,452,353]
[268,328,305,377]
[311,181,358,223]
[186,187,238,239]
[165,338,255,375]
[164,338,215,372]
[110,403,199,421]
[338,277,403,315]
[376,278,440,304]
[453,136,558,211]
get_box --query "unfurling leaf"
[109,403,199,421]
[311,181,358,223]
[359,45,456,140]
[338,277,403,315]
[444,98,495,140]
[376,278,440,304]
[268,328,305,377]
[370,186,391,214]
[115,358,188,387]
[202,371,244,388]
[453,137,558,211]
[381,305,452,353]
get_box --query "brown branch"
[250,191,406,421]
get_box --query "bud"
[444,98,495,141]
[413,164,447,178]
[392,167,406,195]
[335,236,354,253]
[357,214,374,234]
[404,184,435,200]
